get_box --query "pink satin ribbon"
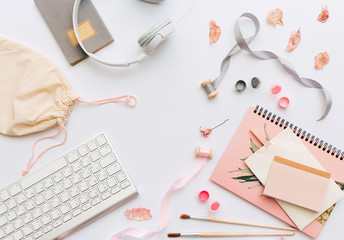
[111,155,209,240]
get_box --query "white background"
[1,0,344,239]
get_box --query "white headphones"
[72,0,175,67]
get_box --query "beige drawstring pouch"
[0,38,137,175]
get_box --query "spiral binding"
[254,105,343,160]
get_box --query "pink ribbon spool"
[195,146,214,160]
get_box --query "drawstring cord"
[76,95,137,107]
[22,94,137,176]
[23,124,67,176]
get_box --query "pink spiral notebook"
[210,106,344,239]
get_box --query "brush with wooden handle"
[168,231,295,237]
[180,214,298,232]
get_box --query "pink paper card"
[264,156,331,212]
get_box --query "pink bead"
[199,190,210,202]
[271,85,282,94]
[210,201,220,211]
[278,97,290,108]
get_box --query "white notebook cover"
[245,128,344,230]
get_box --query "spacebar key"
[20,157,68,189]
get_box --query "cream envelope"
[245,128,344,230]
[263,156,331,212]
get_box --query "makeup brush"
[168,231,295,238]
[180,214,298,232]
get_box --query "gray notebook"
[35,0,114,65]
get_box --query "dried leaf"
[250,138,260,153]
[286,29,301,52]
[318,5,329,23]
[267,8,283,26]
[264,123,271,141]
[315,52,330,70]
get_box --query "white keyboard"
[0,133,137,240]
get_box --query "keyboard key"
[107,162,122,176]
[43,177,54,189]
[43,225,53,234]
[22,225,32,236]
[82,203,92,211]
[81,156,91,167]
[63,179,73,190]
[88,176,98,187]
[15,193,26,204]
[51,209,61,220]
[66,150,79,163]
[70,187,80,197]
[78,144,88,157]
[7,211,16,221]
[53,173,63,183]
[41,202,52,213]
[88,189,98,199]
[0,229,4,238]
[90,151,101,161]
[4,223,14,234]
[42,215,51,225]
[99,145,111,157]
[72,208,82,217]
[13,230,24,240]
[111,186,121,195]
[13,219,23,229]
[35,195,44,206]
[98,183,108,193]
[33,231,43,239]
[62,214,72,223]
[70,199,79,209]
[72,173,82,185]
[23,213,33,224]
[121,181,131,189]
[90,163,101,174]
[34,183,44,194]
[50,197,61,208]
[92,197,101,206]
[9,184,21,196]
[24,237,33,240]
[43,189,54,200]
[4,236,14,240]
[81,168,92,179]
[60,204,70,214]
[79,182,89,192]
[24,188,35,199]
[97,170,108,181]
[0,190,10,201]
[72,162,82,173]
[53,184,63,195]
[116,171,127,182]
[87,139,97,152]
[32,208,42,219]
[101,191,111,200]
[20,157,67,189]
[32,220,42,231]
[107,177,117,188]
[100,153,116,168]
[96,134,107,146]
[0,204,7,214]
[16,206,26,216]
[7,199,17,209]
[53,220,63,228]
[60,192,70,203]
[62,167,73,178]
[0,216,8,227]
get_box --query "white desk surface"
[1,0,343,239]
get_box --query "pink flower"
[318,5,329,23]
[267,9,284,26]
[124,208,152,221]
[200,127,211,137]
[286,29,301,52]
[209,20,221,44]
[314,52,330,70]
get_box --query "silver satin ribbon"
[210,13,332,121]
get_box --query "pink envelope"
[263,156,331,212]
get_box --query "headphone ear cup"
[141,0,165,3]
[138,19,172,47]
